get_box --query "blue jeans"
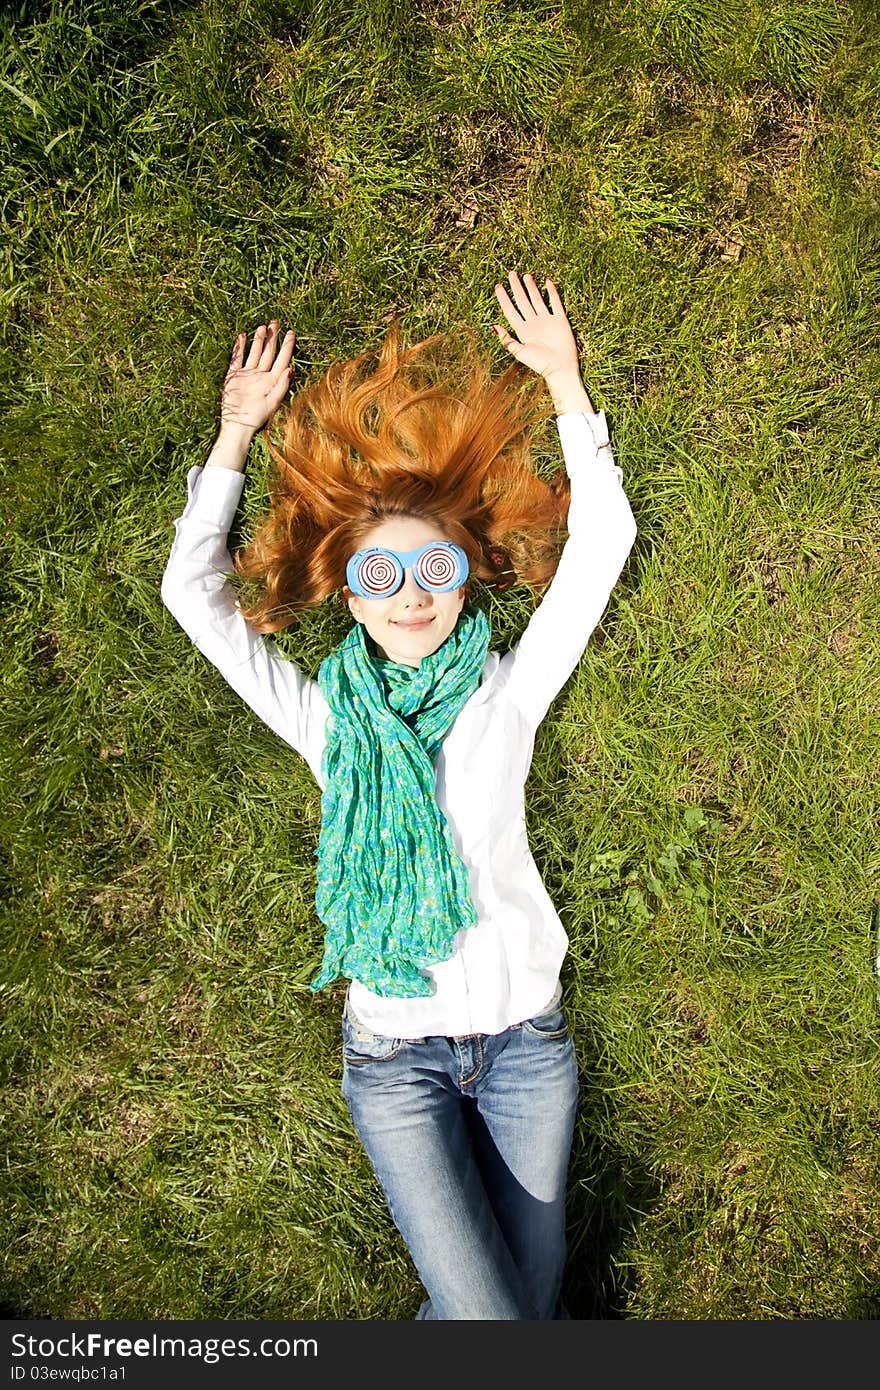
[340,987,579,1320]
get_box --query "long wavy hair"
[231,315,573,635]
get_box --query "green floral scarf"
[309,603,491,998]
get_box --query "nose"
[399,566,429,604]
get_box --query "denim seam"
[458,1035,484,1088]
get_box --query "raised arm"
[160,323,329,785]
[491,274,637,731]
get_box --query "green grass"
[2,0,879,1319]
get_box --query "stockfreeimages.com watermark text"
[10,1332,317,1372]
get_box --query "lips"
[393,617,434,630]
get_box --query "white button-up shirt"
[161,410,637,1038]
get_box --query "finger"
[227,332,246,372]
[494,280,525,324]
[258,320,280,372]
[507,271,536,319]
[494,325,522,356]
[522,273,551,316]
[268,330,296,381]
[245,324,267,369]
[544,278,564,313]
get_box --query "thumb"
[260,385,288,426]
[494,325,523,356]
[270,368,294,405]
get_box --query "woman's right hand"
[218,320,296,440]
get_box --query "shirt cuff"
[183,462,247,528]
[555,408,611,449]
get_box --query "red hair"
[231,315,572,634]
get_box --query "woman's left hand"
[492,272,581,381]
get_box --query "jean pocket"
[520,1003,569,1041]
[341,1017,406,1065]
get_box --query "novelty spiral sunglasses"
[346,541,469,598]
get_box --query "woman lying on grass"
[161,272,637,1319]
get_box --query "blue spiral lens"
[413,542,462,591]
[353,549,402,597]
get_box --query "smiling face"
[343,515,467,668]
